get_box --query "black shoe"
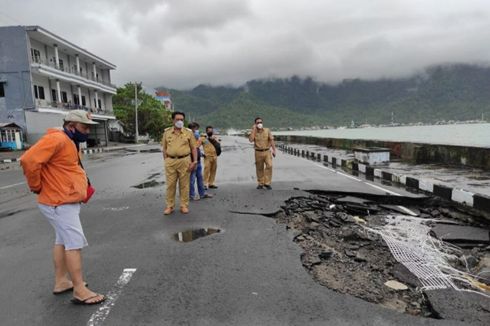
[264,185,272,190]
[256,185,264,189]
[209,185,218,189]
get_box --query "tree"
[113,83,172,141]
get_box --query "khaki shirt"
[161,127,197,157]
[202,135,217,157]
[252,128,273,150]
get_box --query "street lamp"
[135,82,138,143]
[131,82,142,143]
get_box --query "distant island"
[158,63,490,129]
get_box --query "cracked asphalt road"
[0,136,470,325]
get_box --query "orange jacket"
[20,128,88,206]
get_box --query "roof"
[0,122,22,129]
[155,91,170,97]
[24,25,116,70]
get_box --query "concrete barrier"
[278,144,490,215]
[275,135,490,170]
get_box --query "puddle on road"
[174,228,221,243]
[132,180,165,189]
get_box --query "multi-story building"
[155,90,173,111]
[0,25,117,146]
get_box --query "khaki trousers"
[255,150,272,185]
[165,157,191,208]
[204,155,218,186]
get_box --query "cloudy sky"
[2,0,490,89]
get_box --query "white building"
[0,25,117,146]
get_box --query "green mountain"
[158,64,490,129]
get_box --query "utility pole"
[134,82,139,143]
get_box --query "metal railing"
[47,101,107,114]
[31,57,117,89]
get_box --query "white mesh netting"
[364,215,490,297]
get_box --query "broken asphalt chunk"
[431,224,490,246]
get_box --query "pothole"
[132,180,165,189]
[270,191,490,323]
[174,228,221,243]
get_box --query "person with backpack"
[188,122,213,200]
[202,126,220,189]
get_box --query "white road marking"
[364,183,401,196]
[0,182,26,190]
[307,159,419,216]
[87,268,137,326]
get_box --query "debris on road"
[269,191,490,323]
[385,280,409,291]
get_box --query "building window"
[73,94,80,105]
[51,89,57,102]
[59,59,64,71]
[61,91,68,103]
[33,85,45,100]
[81,96,86,106]
[31,48,41,63]
[0,83,5,98]
[98,99,102,109]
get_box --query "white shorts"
[38,203,88,250]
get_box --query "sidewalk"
[0,142,152,163]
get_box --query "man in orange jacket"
[20,110,105,305]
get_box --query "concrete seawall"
[275,135,490,170]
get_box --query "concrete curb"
[1,144,147,164]
[279,144,490,214]
[81,144,147,155]
[0,158,20,164]
[81,148,104,155]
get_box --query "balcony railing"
[31,57,117,89]
[48,101,108,114]
[35,99,108,115]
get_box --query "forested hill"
[159,64,490,129]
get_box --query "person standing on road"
[161,111,198,215]
[188,122,213,200]
[202,126,220,190]
[20,110,105,305]
[249,117,276,190]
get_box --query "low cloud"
[2,0,490,89]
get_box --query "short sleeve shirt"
[161,127,197,157]
[254,128,273,150]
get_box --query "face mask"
[194,130,200,139]
[175,120,184,129]
[257,123,263,129]
[64,127,88,145]
[207,131,213,137]
[73,129,89,143]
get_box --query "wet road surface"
[0,136,469,325]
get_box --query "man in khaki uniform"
[249,117,276,190]
[202,126,219,189]
[161,111,197,215]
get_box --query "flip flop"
[53,282,88,295]
[71,294,106,305]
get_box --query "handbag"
[83,180,95,203]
